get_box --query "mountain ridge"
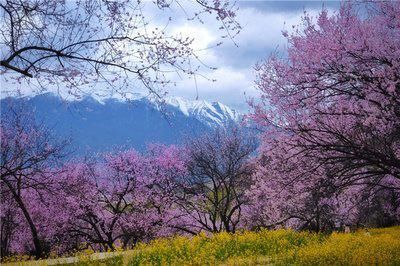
[1,93,240,154]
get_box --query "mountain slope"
[0,93,239,154]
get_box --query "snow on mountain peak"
[160,96,239,128]
[8,92,240,129]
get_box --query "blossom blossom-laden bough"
[248,1,400,230]
[0,0,240,98]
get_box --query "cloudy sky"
[1,1,341,112]
[163,0,341,112]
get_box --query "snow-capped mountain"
[162,97,239,128]
[1,93,240,154]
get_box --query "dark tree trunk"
[3,179,44,259]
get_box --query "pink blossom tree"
[65,145,186,251]
[0,103,69,258]
[246,143,360,231]
[251,1,400,187]
[246,139,400,231]
[248,1,400,231]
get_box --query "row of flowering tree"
[0,102,256,258]
[0,108,180,257]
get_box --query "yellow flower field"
[3,226,400,265]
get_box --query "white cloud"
[172,24,216,50]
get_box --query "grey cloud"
[238,1,340,13]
